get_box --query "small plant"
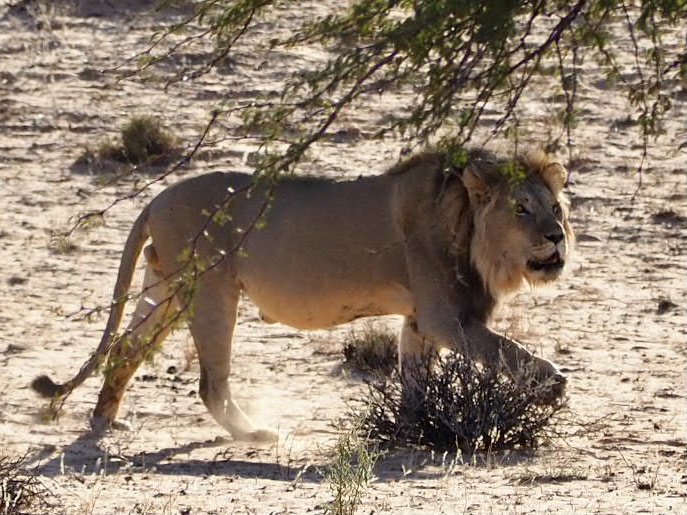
[48,231,78,255]
[0,453,50,515]
[342,324,397,377]
[619,451,661,491]
[324,423,380,515]
[360,350,567,455]
[73,115,178,175]
[118,115,177,165]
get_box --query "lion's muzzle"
[527,250,565,273]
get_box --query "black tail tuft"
[31,375,67,398]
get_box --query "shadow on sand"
[29,431,325,484]
[27,427,537,484]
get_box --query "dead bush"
[359,350,567,455]
[342,324,398,378]
[0,453,50,515]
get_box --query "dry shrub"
[360,351,567,455]
[117,115,178,164]
[342,324,398,378]
[72,115,178,175]
[0,453,49,515]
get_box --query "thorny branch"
[51,0,685,391]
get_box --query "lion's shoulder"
[386,152,443,176]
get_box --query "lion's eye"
[552,203,562,217]
[515,204,530,216]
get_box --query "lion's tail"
[32,204,152,400]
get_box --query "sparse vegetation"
[0,453,50,515]
[48,231,79,255]
[342,324,398,378]
[619,451,661,491]
[513,465,589,484]
[73,115,179,175]
[359,350,567,455]
[324,422,381,515]
[341,327,568,455]
[130,0,685,186]
[118,115,178,165]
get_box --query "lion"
[32,148,573,442]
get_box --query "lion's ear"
[462,164,492,205]
[541,162,567,193]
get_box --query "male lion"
[33,148,573,442]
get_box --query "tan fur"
[33,149,573,442]
[466,149,574,296]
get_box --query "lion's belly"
[190,170,416,328]
[241,280,414,330]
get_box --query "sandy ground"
[1,1,685,514]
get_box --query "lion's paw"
[533,371,567,405]
[90,416,132,435]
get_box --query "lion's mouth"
[528,251,564,272]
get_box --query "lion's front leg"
[398,316,434,417]
[462,323,566,403]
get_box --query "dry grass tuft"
[359,350,567,455]
[342,324,398,378]
[72,115,179,175]
[116,115,178,165]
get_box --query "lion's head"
[456,149,574,298]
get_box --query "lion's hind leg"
[189,275,278,443]
[91,261,179,433]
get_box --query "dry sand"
[0,1,685,513]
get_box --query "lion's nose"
[545,232,564,245]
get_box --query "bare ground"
[0,1,685,514]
